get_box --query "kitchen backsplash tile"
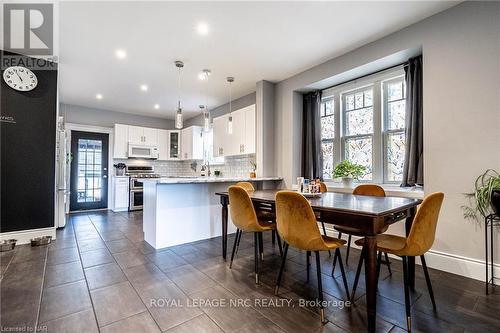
[114,154,256,178]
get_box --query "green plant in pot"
[333,160,366,188]
[462,169,500,223]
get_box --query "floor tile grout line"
[0,250,16,283]
[34,245,49,331]
[72,213,105,333]
[92,215,164,332]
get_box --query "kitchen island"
[140,177,282,249]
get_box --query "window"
[320,68,406,184]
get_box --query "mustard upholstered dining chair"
[228,186,281,284]
[351,192,444,332]
[274,191,350,323]
[317,182,332,256]
[331,184,391,274]
[234,182,281,257]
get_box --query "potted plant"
[333,160,366,188]
[250,161,257,178]
[463,169,500,222]
[113,163,127,176]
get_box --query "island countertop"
[139,176,283,184]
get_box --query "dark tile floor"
[1,210,499,332]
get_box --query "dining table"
[215,189,422,332]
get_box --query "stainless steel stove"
[126,166,160,211]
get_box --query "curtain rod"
[320,61,407,92]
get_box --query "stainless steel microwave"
[128,143,159,159]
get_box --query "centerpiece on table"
[333,160,366,188]
[250,161,257,178]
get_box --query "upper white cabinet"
[181,126,204,160]
[128,125,158,144]
[213,104,256,157]
[157,129,169,160]
[113,124,129,159]
[167,130,181,160]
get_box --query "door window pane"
[77,138,103,203]
[345,136,372,180]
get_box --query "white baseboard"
[0,227,57,245]
[323,225,499,285]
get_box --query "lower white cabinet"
[113,177,129,212]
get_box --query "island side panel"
[143,181,158,248]
[147,182,238,249]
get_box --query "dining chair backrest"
[320,182,327,193]
[235,182,255,192]
[228,186,261,232]
[353,184,386,197]
[405,192,444,256]
[275,191,326,251]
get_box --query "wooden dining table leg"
[364,235,378,333]
[221,196,229,260]
[405,207,417,290]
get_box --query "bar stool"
[228,186,281,284]
[351,192,444,331]
[234,182,281,257]
[332,184,392,274]
[274,191,350,323]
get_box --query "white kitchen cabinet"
[113,124,129,158]
[213,116,226,157]
[157,129,169,160]
[167,130,181,159]
[143,127,158,145]
[181,126,204,160]
[128,126,158,144]
[128,126,143,143]
[112,177,129,212]
[212,104,256,157]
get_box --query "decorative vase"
[491,189,500,216]
[342,177,353,188]
[250,172,256,178]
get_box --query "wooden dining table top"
[215,189,422,217]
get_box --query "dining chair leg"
[320,221,332,257]
[272,229,276,246]
[275,243,289,295]
[420,255,437,311]
[345,235,352,265]
[331,248,339,277]
[235,229,243,254]
[229,229,240,268]
[258,232,264,260]
[306,251,311,283]
[254,232,260,284]
[384,252,392,276]
[275,232,283,257]
[332,231,343,273]
[402,256,412,332]
[351,245,366,300]
[315,251,326,324]
[335,248,351,300]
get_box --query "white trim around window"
[320,66,406,185]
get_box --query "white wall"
[273,1,500,279]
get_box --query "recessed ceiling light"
[197,22,209,35]
[198,69,211,80]
[115,49,127,59]
[154,104,160,109]
[96,94,103,100]
[198,73,206,80]
[140,84,148,91]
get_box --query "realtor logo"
[3,3,53,56]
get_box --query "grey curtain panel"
[401,56,424,187]
[302,91,323,180]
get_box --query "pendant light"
[226,77,234,134]
[202,69,212,132]
[200,105,210,131]
[174,61,184,129]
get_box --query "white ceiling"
[59,1,458,120]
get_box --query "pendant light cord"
[177,66,182,110]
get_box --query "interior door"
[70,131,109,211]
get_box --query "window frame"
[320,66,405,185]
